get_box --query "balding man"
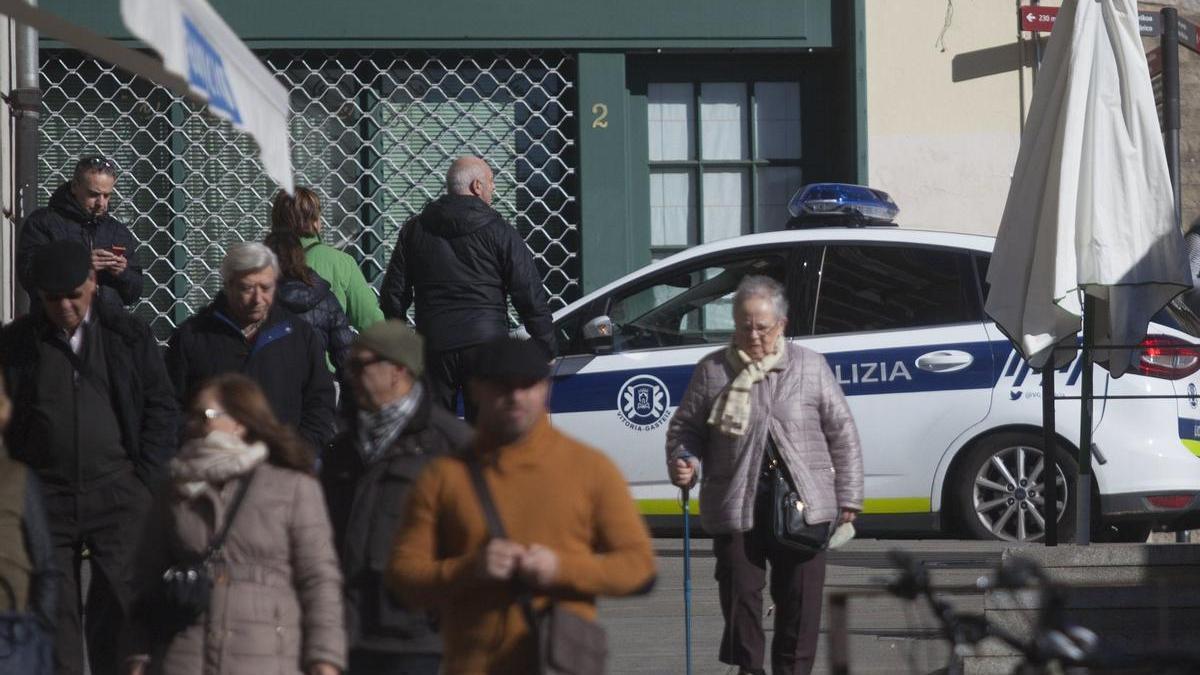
[381,156,556,421]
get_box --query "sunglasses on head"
[75,156,119,173]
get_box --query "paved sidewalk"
[598,538,1009,674]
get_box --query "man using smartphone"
[16,155,144,309]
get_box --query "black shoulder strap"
[465,459,540,629]
[466,459,508,540]
[204,468,256,562]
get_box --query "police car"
[546,184,1200,542]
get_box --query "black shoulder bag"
[765,437,833,557]
[153,470,256,633]
[466,461,607,675]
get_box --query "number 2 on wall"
[591,103,609,129]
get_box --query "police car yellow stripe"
[635,496,932,516]
[1183,439,1200,457]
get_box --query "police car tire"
[954,432,1078,543]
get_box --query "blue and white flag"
[120,0,293,193]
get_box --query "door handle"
[915,350,974,373]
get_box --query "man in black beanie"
[0,240,178,675]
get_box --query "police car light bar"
[786,183,899,229]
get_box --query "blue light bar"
[787,183,899,223]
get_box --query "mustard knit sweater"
[387,415,656,674]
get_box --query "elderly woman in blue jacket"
[666,275,864,675]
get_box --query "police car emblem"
[1189,383,1198,409]
[617,375,671,431]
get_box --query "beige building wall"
[865,0,1043,236]
[865,0,1200,237]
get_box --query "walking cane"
[681,485,693,675]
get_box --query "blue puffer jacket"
[276,275,354,380]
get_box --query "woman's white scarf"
[170,430,267,498]
[706,337,785,436]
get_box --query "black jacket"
[380,194,557,355]
[17,182,144,307]
[0,301,179,488]
[321,390,471,654]
[277,275,354,379]
[165,295,337,451]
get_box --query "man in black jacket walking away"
[322,320,470,675]
[17,156,143,308]
[166,242,336,451]
[0,241,178,675]
[381,156,556,421]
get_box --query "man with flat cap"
[321,320,471,675]
[0,240,178,675]
[387,337,655,675]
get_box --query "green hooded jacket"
[300,235,385,332]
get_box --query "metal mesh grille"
[38,50,579,339]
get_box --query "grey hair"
[733,275,788,321]
[220,242,279,287]
[446,157,489,195]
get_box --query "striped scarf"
[706,337,785,436]
[356,382,423,463]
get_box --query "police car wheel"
[956,433,1077,543]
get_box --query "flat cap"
[32,240,92,294]
[471,337,552,382]
[353,320,425,377]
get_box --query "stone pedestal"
[963,544,1200,675]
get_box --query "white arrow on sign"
[1027,12,1037,22]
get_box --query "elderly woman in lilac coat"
[666,275,864,675]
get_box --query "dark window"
[608,253,786,351]
[812,245,978,335]
[975,254,991,310]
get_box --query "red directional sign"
[1146,46,1162,78]
[1020,5,1057,32]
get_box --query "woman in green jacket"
[271,187,385,331]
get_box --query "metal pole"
[1076,295,1096,545]
[1042,367,1058,546]
[1163,7,1182,231]
[1017,0,1027,133]
[12,0,39,316]
[681,487,693,675]
[1161,8,1187,543]
[1031,0,1043,83]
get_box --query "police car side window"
[812,245,977,334]
[609,254,785,351]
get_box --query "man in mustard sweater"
[387,337,656,674]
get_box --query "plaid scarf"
[356,382,423,463]
[706,337,785,436]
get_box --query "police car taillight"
[786,183,899,229]
[1134,336,1200,379]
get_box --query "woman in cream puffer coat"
[123,373,345,675]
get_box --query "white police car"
[546,184,1200,542]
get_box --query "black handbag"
[765,437,832,556]
[466,461,608,675]
[153,470,255,633]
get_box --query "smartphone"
[110,244,126,256]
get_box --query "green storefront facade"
[39,0,865,334]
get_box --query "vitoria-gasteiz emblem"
[617,374,671,431]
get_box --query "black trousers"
[40,470,150,675]
[425,344,484,423]
[713,522,827,675]
[348,649,441,675]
